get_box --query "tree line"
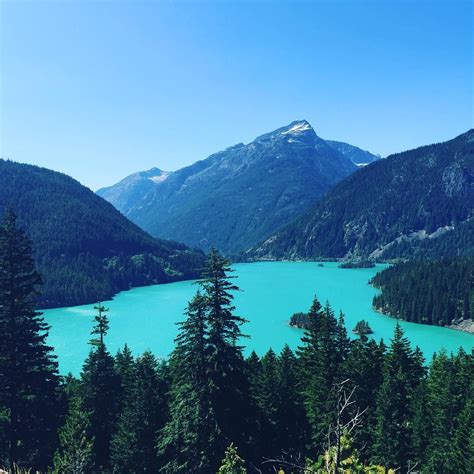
[0,160,205,309]
[0,211,473,473]
[371,258,474,326]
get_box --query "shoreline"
[373,305,474,335]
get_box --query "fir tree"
[277,344,306,456]
[297,297,342,452]
[53,397,93,474]
[80,303,120,472]
[423,351,456,472]
[0,210,60,470]
[373,324,423,471]
[198,249,250,466]
[158,292,217,472]
[112,351,167,473]
[218,443,247,474]
[345,335,385,459]
[254,349,280,458]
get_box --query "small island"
[339,260,375,269]
[352,319,374,335]
[289,312,310,329]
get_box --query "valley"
[43,261,474,375]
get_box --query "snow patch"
[149,172,171,184]
[282,122,312,135]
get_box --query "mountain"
[250,129,474,260]
[0,159,205,308]
[98,167,173,215]
[98,120,359,254]
[325,140,380,166]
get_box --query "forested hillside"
[98,120,359,254]
[371,258,474,327]
[0,160,204,307]
[1,237,472,473]
[250,129,474,261]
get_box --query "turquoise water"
[43,262,474,375]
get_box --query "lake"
[43,261,474,375]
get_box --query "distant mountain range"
[249,129,474,261]
[0,160,205,308]
[98,120,379,254]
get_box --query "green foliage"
[80,306,121,471]
[159,250,250,472]
[252,129,474,260]
[296,297,350,452]
[111,351,168,473]
[372,257,474,326]
[53,397,93,474]
[0,211,60,471]
[352,320,373,335]
[289,311,311,328]
[2,231,474,472]
[305,431,392,473]
[0,159,205,308]
[217,443,247,474]
[373,324,425,471]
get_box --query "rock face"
[98,120,362,254]
[325,140,380,166]
[0,159,205,308]
[250,129,474,261]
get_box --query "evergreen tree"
[345,335,385,459]
[453,399,474,473]
[114,344,136,409]
[158,292,217,472]
[53,397,93,474]
[112,351,167,473]
[217,443,247,474]
[198,249,250,466]
[80,303,120,472]
[423,351,457,472]
[297,297,342,452]
[254,349,280,458]
[0,210,60,470]
[244,350,263,463]
[373,324,423,471]
[277,344,306,456]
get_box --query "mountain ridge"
[248,129,474,261]
[0,159,205,308]
[98,120,378,254]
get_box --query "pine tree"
[254,349,280,458]
[80,303,120,472]
[423,351,457,472]
[114,344,136,408]
[345,335,385,459]
[217,443,247,474]
[453,399,474,473]
[297,297,342,452]
[0,210,60,470]
[53,397,93,474]
[158,292,217,472]
[277,344,306,456]
[373,324,423,471]
[112,351,167,473]
[198,249,250,466]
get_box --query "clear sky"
[1,0,472,190]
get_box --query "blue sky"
[1,0,472,190]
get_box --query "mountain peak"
[254,120,317,143]
[281,120,313,135]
